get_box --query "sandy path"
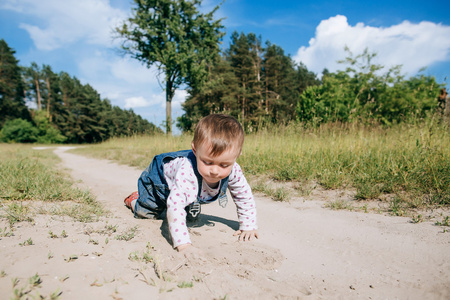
[1,147,449,299]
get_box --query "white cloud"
[124,96,153,109]
[172,90,188,110]
[5,0,127,50]
[294,15,450,76]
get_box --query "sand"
[0,147,449,299]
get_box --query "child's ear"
[191,142,196,154]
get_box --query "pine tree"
[0,39,30,127]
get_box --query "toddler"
[124,114,258,252]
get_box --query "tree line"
[177,35,444,131]
[0,39,160,144]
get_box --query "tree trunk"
[46,78,51,119]
[242,80,246,126]
[35,76,41,110]
[166,80,173,135]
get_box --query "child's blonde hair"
[192,114,244,157]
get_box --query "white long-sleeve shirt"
[163,157,257,248]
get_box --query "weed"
[61,230,68,238]
[28,273,42,288]
[105,237,109,244]
[128,244,154,264]
[362,204,369,213]
[64,255,78,262]
[389,197,405,216]
[49,289,63,300]
[12,285,31,300]
[326,199,353,210]
[115,226,138,241]
[48,231,58,238]
[435,216,450,227]
[294,181,316,197]
[11,277,20,288]
[103,224,118,235]
[411,214,424,224]
[19,238,33,246]
[48,251,54,260]
[1,270,7,277]
[9,273,58,300]
[0,226,14,237]
[89,238,99,245]
[273,187,290,202]
[138,269,156,286]
[2,202,34,226]
[90,279,103,287]
[177,281,193,288]
[251,182,290,202]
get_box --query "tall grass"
[241,118,450,207]
[0,144,104,224]
[73,117,450,208]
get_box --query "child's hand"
[176,244,206,264]
[234,229,259,241]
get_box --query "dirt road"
[1,147,449,299]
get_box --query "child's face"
[192,142,239,187]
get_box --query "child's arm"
[164,158,198,249]
[228,163,258,238]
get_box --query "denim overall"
[134,150,230,219]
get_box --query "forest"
[0,39,160,144]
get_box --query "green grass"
[71,118,450,210]
[0,144,104,225]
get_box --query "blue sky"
[1,0,450,132]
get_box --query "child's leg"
[124,191,139,211]
[124,191,164,219]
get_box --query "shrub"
[0,119,38,143]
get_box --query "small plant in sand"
[19,238,33,246]
[0,226,14,237]
[9,273,61,300]
[28,273,42,288]
[115,226,138,241]
[389,197,405,216]
[251,182,290,202]
[89,238,99,245]
[294,181,317,197]
[177,281,193,288]
[48,231,58,238]
[326,199,353,210]
[411,214,424,224]
[64,255,78,262]
[103,224,118,235]
[435,216,450,227]
[2,202,34,226]
[129,243,154,264]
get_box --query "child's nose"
[210,165,219,175]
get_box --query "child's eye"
[220,164,229,168]
[203,160,212,165]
